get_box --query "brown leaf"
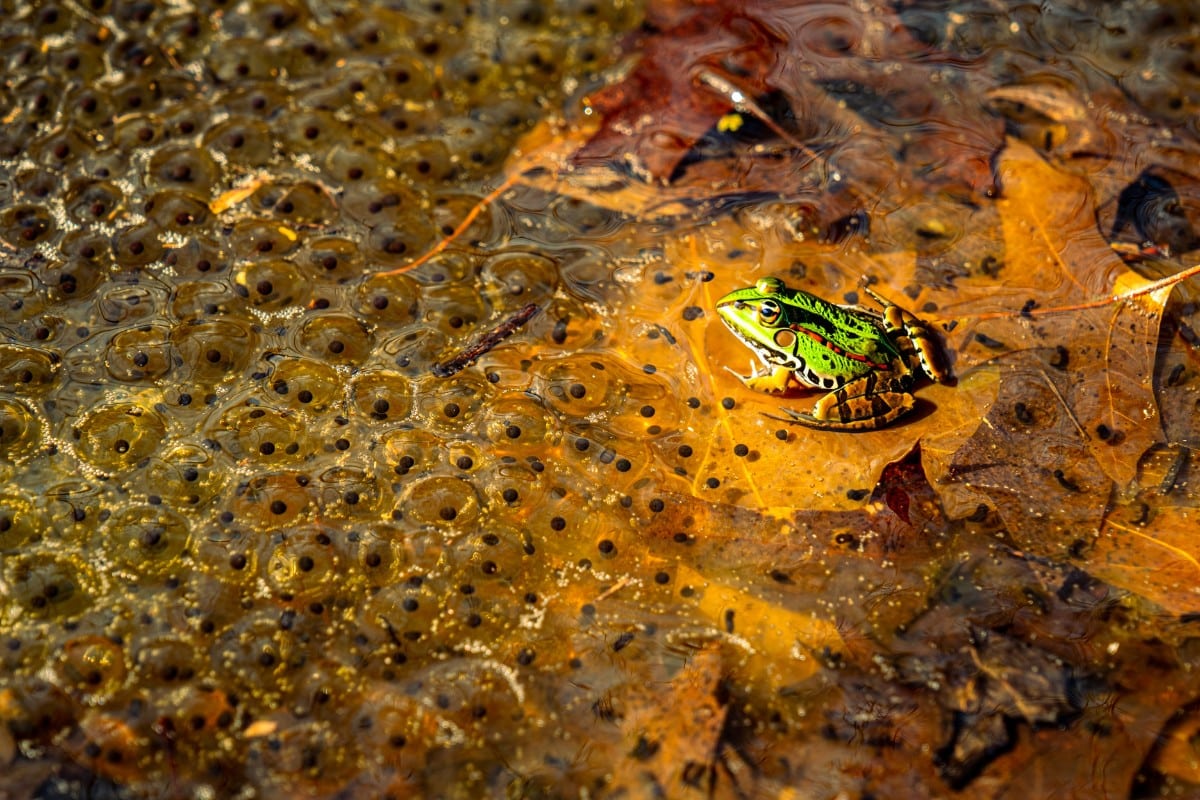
[931,140,1169,555]
[1080,270,1170,485]
[1087,504,1200,615]
[506,0,1004,220]
[607,645,729,797]
[676,562,844,691]
[932,356,1112,553]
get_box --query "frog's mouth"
[716,301,792,373]
[714,300,760,345]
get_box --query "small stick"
[379,174,521,278]
[695,67,874,209]
[431,303,540,378]
[594,575,631,602]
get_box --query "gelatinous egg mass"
[0,2,688,796]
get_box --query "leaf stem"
[935,261,1200,323]
[377,173,522,278]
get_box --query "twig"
[379,173,521,278]
[431,303,540,377]
[937,262,1200,324]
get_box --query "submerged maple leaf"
[927,139,1179,557]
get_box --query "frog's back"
[779,288,902,365]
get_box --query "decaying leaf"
[930,139,1172,556]
[504,0,1003,222]
[1086,504,1200,615]
[607,645,728,797]
[677,562,844,690]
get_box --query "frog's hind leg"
[771,373,915,431]
[861,286,949,384]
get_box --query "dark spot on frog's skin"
[822,377,835,388]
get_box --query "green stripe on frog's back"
[779,292,903,363]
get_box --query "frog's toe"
[737,367,796,395]
[771,407,823,424]
[723,365,750,383]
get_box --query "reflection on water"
[1,0,1199,797]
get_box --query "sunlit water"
[1,1,1199,797]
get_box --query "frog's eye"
[758,299,781,324]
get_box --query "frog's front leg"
[729,365,805,395]
[779,373,915,431]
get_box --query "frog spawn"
[0,1,705,796]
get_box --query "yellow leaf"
[678,563,844,688]
[995,138,1165,486]
[1089,505,1200,615]
[209,178,268,214]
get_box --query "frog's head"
[716,277,791,360]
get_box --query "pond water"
[2,1,1199,797]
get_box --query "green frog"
[716,277,949,430]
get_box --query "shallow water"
[2,0,1200,797]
